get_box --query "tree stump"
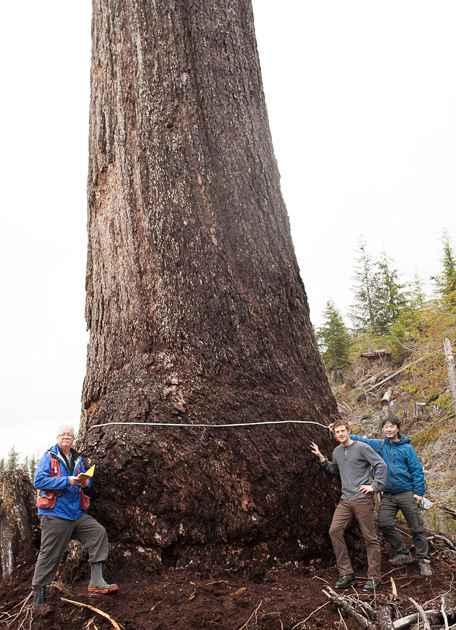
[330,370,345,384]
[444,338,456,411]
[381,388,393,405]
[413,402,427,416]
[0,471,38,582]
[388,400,400,416]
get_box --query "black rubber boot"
[32,586,46,610]
[88,562,118,593]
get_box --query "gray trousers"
[32,514,109,587]
[378,491,429,561]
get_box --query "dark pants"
[329,495,381,580]
[32,514,109,587]
[378,491,429,561]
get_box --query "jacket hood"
[389,434,411,445]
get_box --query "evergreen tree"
[0,458,5,473]
[29,454,38,480]
[434,230,456,307]
[373,252,407,334]
[6,447,20,471]
[350,238,377,332]
[317,301,351,370]
[407,273,426,310]
[22,455,30,477]
[350,240,406,335]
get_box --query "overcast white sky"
[0,1,455,461]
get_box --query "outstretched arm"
[350,434,383,454]
[310,442,339,475]
[310,442,326,462]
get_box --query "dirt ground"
[2,531,456,630]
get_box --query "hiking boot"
[362,579,381,593]
[88,562,118,593]
[334,574,358,589]
[389,552,414,567]
[32,586,46,610]
[418,560,433,577]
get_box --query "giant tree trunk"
[79,0,340,568]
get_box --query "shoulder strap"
[48,451,61,477]
[378,439,386,458]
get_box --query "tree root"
[60,597,122,630]
[0,593,33,630]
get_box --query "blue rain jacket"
[34,444,91,520]
[350,434,426,496]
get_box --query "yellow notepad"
[77,465,95,481]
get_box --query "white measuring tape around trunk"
[89,419,329,430]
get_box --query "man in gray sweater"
[311,419,387,592]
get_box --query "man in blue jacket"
[351,416,432,576]
[31,424,118,610]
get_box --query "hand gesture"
[310,442,326,463]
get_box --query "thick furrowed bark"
[80,0,340,566]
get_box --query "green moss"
[411,423,447,448]
[423,506,456,535]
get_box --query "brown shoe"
[389,552,414,566]
[418,560,433,577]
[362,579,381,593]
[334,574,358,589]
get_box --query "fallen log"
[439,504,456,520]
[360,349,392,360]
[392,605,456,629]
[357,365,392,388]
[357,355,429,401]
[427,532,456,551]
[377,605,394,630]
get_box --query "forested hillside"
[317,231,456,532]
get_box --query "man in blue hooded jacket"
[31,424,118,610]
[351,416,432,576]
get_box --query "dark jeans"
[329,495,381,580]
[378,491,429,561]
[32,513,109,587]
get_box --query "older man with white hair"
[31,424,118,610]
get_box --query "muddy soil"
[2,534,456,630]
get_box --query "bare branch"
[291,601,330,629]
[238,600,262,630]
[322,587,376,630]
[408,598,432,630]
